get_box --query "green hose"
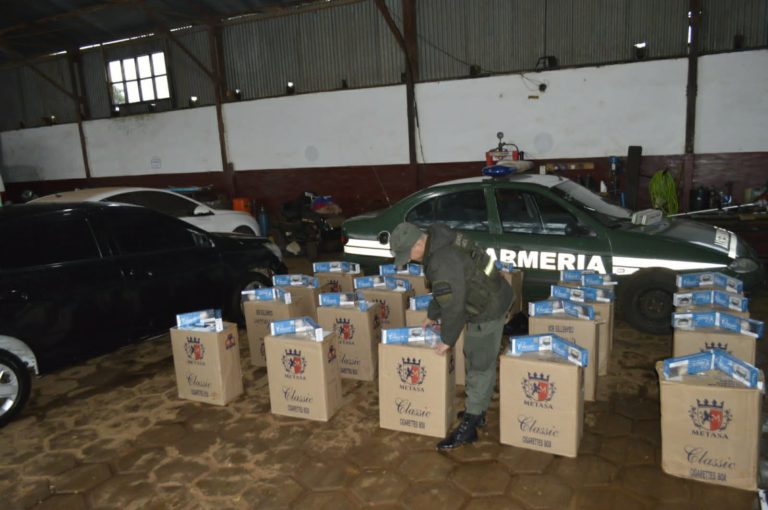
[649,170,679,215]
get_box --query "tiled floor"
[1,255,765,509]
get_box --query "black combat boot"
[437,412,482,450]
[456,409,487,428]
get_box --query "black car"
[0,202,286,425]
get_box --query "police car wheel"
[619,269,675,335]
[0,350,31,428]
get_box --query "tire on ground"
[0,350,32,428]
[619,268,676,335]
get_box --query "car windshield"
[552,180,631,226]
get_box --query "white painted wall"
[414,59,689,162]
[696,50,768,153]
[0,124,86,182]
[225,86,409,170]
[84,107,221,177]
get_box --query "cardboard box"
[406,308,466,386]
[500,269,525,314]
[592,306,612,376]
[500,351,584,457]
[657,361,762,490]
[264,332,343,421]
[170,322,243,405]
[243,298,304,367]
[378,342,455,437]
[317,303,381,381]
[529,315,599,401]
[277,283,330,321]
[315,272,357,293]
[358,288,413,329]
[673,329,757,365]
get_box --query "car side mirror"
[193,205,214,216]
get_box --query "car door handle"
[0,289,30,302]
[126,269,155,279]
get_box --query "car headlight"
[265,241,283,262]
[728,257,759,274]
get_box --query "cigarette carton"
[718,314,764,339]
[241,287,292,304]
[379,342,455,437]
[409,294,433,311]
[317,303,381,381]
[265,331,342,421]
[353,275,386,289]
[384,276,412,292]
[559,269,596,282]
[318,292,357,307]
[382,326,440,345]
[176,309,224,332]
[674,290,749,312]
[676,272,743,293]
[581,273,617,286]
[269,317,325,342]
[312,261,361,274]
[528,299,564,316]
[508,334,589,367]
[170,322,243,405]
[272,274,319,288]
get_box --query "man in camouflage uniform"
[390,222,514,450]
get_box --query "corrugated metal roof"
[701,0,768,52]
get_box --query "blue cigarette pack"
[495,261,518,273]
[176,309,224,332]
[381,326,440,345]
[353,275,386,289]
[712,290,749,312]
[379,264,406,276]
[562,300,595,320]
[676,271,743,293]
[559,270,595,282]
[718,313,764,339]
[551,285,604,303]
[241,287,292,304]
[272,274,319,288]
[581,273,617,286]
[384,276,412,292]
[662,351,715,379]
[507,333,588,367]
[713,349,761,388]
[551,336,589,367]
[269,317,325,342]
[671,311,719,330]
[407,263,424,276]
[318,292,357,307]
[528,299,564,316]
[312,261,361,274]
[673,290,716,308]
[409,294,433,311]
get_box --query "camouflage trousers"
[463,317,506,416]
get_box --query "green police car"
[342,166,764,334]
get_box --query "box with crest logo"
[317,302,381,381]
[405,308,467,387]
[673,329,756,365]
[243,298,304,367]
[264,331,342,422]
[499,349,584,457]
[170,322,243,406]
[656,360,763,490]
[358,288,413,330]
[378,342,455,437]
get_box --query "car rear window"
[0,214,100,269]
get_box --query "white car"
[32,187,261,236]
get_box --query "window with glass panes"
[108,52,170,105]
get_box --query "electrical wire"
[649,170,679,215]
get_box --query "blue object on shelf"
[258,205,269,236]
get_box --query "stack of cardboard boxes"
[500,333,589,457]
[242,287,303,367]
[672,272,759,363]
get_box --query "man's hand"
[423,317,439,332]
[433,341,450,356]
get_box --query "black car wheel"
[0,351,31,427]
[232,273,272,325]
[619,269,676,335]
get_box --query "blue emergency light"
[482,165,516,177]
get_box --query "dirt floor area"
[1,255,766,509]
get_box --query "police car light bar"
[482,160,534,177]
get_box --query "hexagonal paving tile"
[599,436,656,466]
[296,491,359,510]
[113,447,168,474]
[301,428,359,459]
[498,447,554,474]
[632,420,661,446]
[240,476,303,509]
[185,407,237,431]
[451,461,511,496]
[508,474,573,510]
[443,439,503,463]
[588,413,633,437]
[80,439,134,464]
[258,423,313,449]
[571,487,650,510]
[87,473,154,510]
[620,465,690,502]
[170,430,218,456]
[349,468,408,505]
[553,455,618,487]
[296,459,360,491]
[48,428,100,450]
[52,462,112,493]
[347,439,406,469]
[32,493,88,510]
[21,452,79,477]
[151,458,209,484]
[398,451,456,481]
[401,480,467,510]
[464,496,525,510]
[578,431,603,455]
[194,466,254,497]
[614,396,661,421]
[134,423,187,448]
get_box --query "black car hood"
[210,232,271,250]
